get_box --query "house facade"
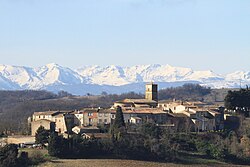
[30,111,75,136]
[159,100,224,131]
[31,119,55,136]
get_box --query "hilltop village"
[30,83,226,138]
[1,83,250,166]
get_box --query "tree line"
[225,87,250,117]
[158,83,211,101]
[0,90,143,133]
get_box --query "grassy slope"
[29,148,247,167]
[39,159,246,167]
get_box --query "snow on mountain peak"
[35,63,85,87]
[226,71,250,81]
[45,63,60,68]
[77,64,222,85]
[0,64,249,94]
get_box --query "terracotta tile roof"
[98,109,116,114]
[72,108,100,114]
[99,108,166,114]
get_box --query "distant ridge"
[0,63,248,95]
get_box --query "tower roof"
[146,82,157,85]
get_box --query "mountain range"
[0,63,248,95]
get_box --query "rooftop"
[99,108,166,114]
[167,113,188,118]
[33,111,60,116]
[32,119,55,123]
[116,98,157,104]
[72,108,100,114]
[33,110,74,116]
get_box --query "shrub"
[29,150,46,165]
[18,152,29,167]
[0,144,18,167]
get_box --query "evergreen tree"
[113,106,125,128]
[225,88,250,117]
[111,106,126,140]
[18,152,29,167]
[139,122,160,139]
[0,144,18,167]
[35,126,50,146]
[48,132,65,157]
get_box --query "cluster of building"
[30,83,225,136]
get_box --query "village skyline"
[0,0,250,74]
[1,1,250,166]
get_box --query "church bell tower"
[145,82,158,102]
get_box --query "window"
[89,118,93,123]
[104,113,108,117]
[104,119,107,123]
[111,114,115,119]
[43,116,45,119]
[88,113,93,116]
[98,113,102,117]
[99,119,102,123]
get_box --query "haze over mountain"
[0,63,247,95]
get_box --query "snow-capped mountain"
[0,63,247,95]
[34,63,87,87]
[77,64,224,86]
[0,63,87,90]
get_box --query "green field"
[38,159,247,167]
[18,148,248,167]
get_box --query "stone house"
[97,108,167,125]
[160,100,224,131]
[82,109,99,126]
[31,111,74,135]
[31,119,55,136]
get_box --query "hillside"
[0,84,232,134]
[0,90,143,133]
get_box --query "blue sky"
[0,0,249,74]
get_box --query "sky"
[0,0,249,74]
